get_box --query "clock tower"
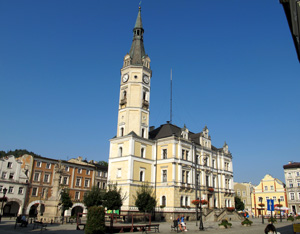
[117,6,152,139]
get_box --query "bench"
[144,224,160,233]
[14,217,28,229]
[33,221,47,230]
[76,218,87,230]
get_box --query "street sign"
[267,199,274,211]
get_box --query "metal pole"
[199,182,204,230]
[193,142,198,226]
[279,199,282,222]
[259,197,264,224]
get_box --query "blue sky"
[1,0,299,185]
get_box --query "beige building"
[107,6,235,221]
[251,174,287,217]
[234,182,253,214]
[283,161,300,215]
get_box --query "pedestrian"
[177,215,183,232]
[264,224,280,234]
[180,214,187,232]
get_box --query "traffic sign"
[267,199,274,211]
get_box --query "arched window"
[139,171,144,182]
[141,148,145,158]
[120,127,124,137]
[162,196,166,207]
[123,90,127,99]
[180,196,183,207]
[118,147,123,157]
[185,197,188,206]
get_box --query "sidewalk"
[0,217,296,234]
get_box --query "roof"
[149,122,224,152]
[283,162,300,169]
[129,6,146,65]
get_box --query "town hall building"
[107,6,234,220]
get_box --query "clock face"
[143,75,149,84]
[122,74,129,83]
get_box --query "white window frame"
[7,162,12,168]
[2,172,7,179]
[86,170,90,175]
[162,148,167,159]
[75,191,80,200]
[46,163,51,169]
[44,174,50,183]
[290,193,295,200]
[75,177,82,187]
[8,186,14,194]
[84,179,90,187]
[36,161,42,168]
[141,146,146,158]
[34,172,40,181]
[162,169,167,183]
[32,187,38,196]
[18,187,24,194]
[78,168,82,174]
[65,166,69,172]
[117,168,122,178]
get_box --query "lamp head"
[3,187,7,195]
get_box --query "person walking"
[177,215,183,232]
[180,215,187,232]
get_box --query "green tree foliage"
[134,184,156,213]
[0,149,41,158]
[61,189,73,216]
[235,196,245,211]
[97,161,108,167]
[83,186,105,208]
[85,206,105,234]
[102,184,125,211]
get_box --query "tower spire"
[129,6,146,65]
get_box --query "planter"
[243,224,251,227]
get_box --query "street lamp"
[279,199,282,222]
[1,187,8,222]
[259,197,264,224]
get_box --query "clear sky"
[1,0,299,185]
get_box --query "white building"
[283,161,300,215]
[0,155,29,216]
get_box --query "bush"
[241,218,253,226]
[296,216,300,220]
[85,206,105,234]
[287,216,294,221]
[268,217,277,223]
[219,219,232,228]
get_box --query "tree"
[85,206,105,234]
[235,196,245,211]
[102,184,125,211]
[0,149,41,158]
[98,161,108,167]
[83,186,105,208]
[134,184,156,213]
[60,189,73,216]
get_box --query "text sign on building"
[267,199,274,211]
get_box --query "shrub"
[268,217,277,223]
[241,218,253,226]
[296,216,300,220]
[287,216,294,221]
[85,206,105,234]
[219,219,232,228]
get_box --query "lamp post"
[279,199,282,222]
[259,197,264,224]
[1,187,8,223]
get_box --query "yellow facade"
[251,174,287,217]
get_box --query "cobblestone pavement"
[0,217,297,234]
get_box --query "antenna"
[170,69,172,124]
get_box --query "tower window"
[162,149,167,159]
[141,147,145,158]
[141,128,145,138]
[120,127,124,137]
[162,170,167,182]
[139,169,145,182]
[118,147,123,157]
[162,196,166,207]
